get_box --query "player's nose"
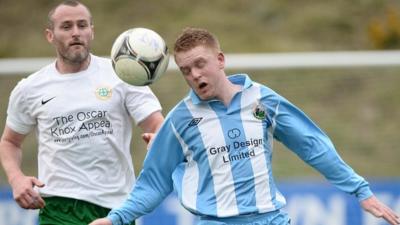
[71,25,81,37]
[191,68,202,80]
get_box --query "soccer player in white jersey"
[0,1,163,224]
[90,28,400,225]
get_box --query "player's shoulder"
[89,56,160,94]
[165,95,203,129]
[163,97,189,119]
[90,55,126,85]
[248,80,284,109]
[231,73,278,99]
[12,63,54,94]
[93,55,112,66]
[250,80,278,97]
[91,55,115,73]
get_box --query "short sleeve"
[123,83,162,124]
[6,79,36,134]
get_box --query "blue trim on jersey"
[174,101,218,216]
[259,86,279,209]
[209,94,258,214]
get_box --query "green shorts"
[39,196,135,225]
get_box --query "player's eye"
[180,68,191,76]
[196,61,206,68]
[78,22,89,28]
[60,22,72,30]
[62,25,71,30]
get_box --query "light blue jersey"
[108,74,372,225]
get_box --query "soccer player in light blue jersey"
[90,28,400,225]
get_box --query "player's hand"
[10,175,45,209]
[88,218,112,225]
[361,195,400,225]
[142,132,155,149]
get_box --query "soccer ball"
[111,28,169,86]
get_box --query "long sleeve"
[107,118,185,225]
[264,92,372,201]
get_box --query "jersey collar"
[190,73,253,105]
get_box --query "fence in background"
[1,50,400,75]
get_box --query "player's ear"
[217,52,225,69]
[91,25,94,40]
[45,28,54,44]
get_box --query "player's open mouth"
[199,82,207,89]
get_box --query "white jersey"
[6,55,162,208]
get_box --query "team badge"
[95,86,112,100]
[253,102,267,120]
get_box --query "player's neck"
[218,78,241,107]
[56,54,91,74]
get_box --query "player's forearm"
[107,120,182,224]
[107,177,171,225]
[271,96,373,200]
[306,147,372,200]
[108,188,154,224]
[138,111,164,133]
[0,140,24,185]
[107,126,180,224]
[108,205,137,225]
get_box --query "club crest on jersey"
[253,103,266,120]
[95,86,112,100]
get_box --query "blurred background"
[0,0,399,225]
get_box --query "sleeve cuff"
[107,213,122,225]
[355,185,373,201]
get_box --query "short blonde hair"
[173,27,220,54]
